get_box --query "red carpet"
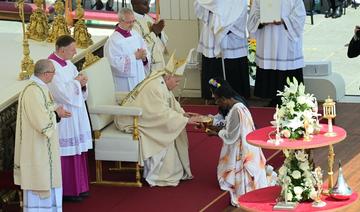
[1,105,284,211]
[62,105,284,212]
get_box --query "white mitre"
[165,48,195,76]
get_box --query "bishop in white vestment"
[248,0,306,106]
[48,35,92,200]
[14,60,66,211]
[104,8,150,92]
[131,0,168,72]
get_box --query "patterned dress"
[217,102,268,207]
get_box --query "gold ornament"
[47,0,70,43]
[16,0,34,80]
[26,0,49,41]
[82,52,100,69]
[323,96,336,137]
[73,0,93,48]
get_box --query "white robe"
[217,103,268,207]
[23,187,62,212]
[48,59,93,156]
[104,29,150,92]
[115,72,193,186]
[133,12,168,72]
[247,0,306,70]
[195,0,247,58]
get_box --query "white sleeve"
[48,71,83,108]
[247,0,260,36]
[104,35,138,77]
[282,0,306,41]
[218,107,241,145]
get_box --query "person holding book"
[248,0,306,107]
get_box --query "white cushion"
[83,58,116,130]
[95,123,139,162]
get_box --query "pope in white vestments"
[14,59,70,211]
[131,0,168,72]
[104,8,150,92]
[248,0,306,106]
[115,52,198,186]
[48,35,92,200]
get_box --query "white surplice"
[247,0,306,70]
[104,29,150,92]
[195,0,247,58]
[48,59,93,156]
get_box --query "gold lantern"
[322,96,336,137]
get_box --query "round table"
[238,186,359,212]
[246,124,346,150]
[241,124,357,211]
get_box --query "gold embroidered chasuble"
[14,79,62,195]
[115,72,193,186]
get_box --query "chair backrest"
[83,58,116,130]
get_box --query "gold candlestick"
[73,0,93,49]
[47,0,70,43]
[17,0,34,80]
[26,0,49,41]
[322,97,336,195]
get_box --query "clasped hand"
[75,73,88,87]
[56,105,71,118]
[135,48,147,61]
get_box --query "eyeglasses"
[122,19,136,24]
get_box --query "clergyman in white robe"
[132,11,168,72]
[14,69,62,211]
[104,25,150,92]
[195,0,250,99]
[48,52,92,197]
[248,0,306,106]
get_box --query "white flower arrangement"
[278,149,316,202]
[276,77,321,139]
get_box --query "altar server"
[248,0,306,106]
[195,0,250,100]
[131,0,168,72]
[206,78,268,207]
[48,35,92,201]
[115,53,198,186]
[14,59,71,211]
[104,7,150,92]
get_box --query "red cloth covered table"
[238,186,358,211]
[246,124,346,150]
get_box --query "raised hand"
[151,19,165,35]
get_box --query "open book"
[260,0,282,23]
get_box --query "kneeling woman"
[207,78,269,207]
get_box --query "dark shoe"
[324,8,333,18]
[332,6,342,18]
[79,192,90,197]
[63,196,83,202]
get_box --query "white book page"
[260,0,282,23]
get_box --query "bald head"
[34,59,54,76]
